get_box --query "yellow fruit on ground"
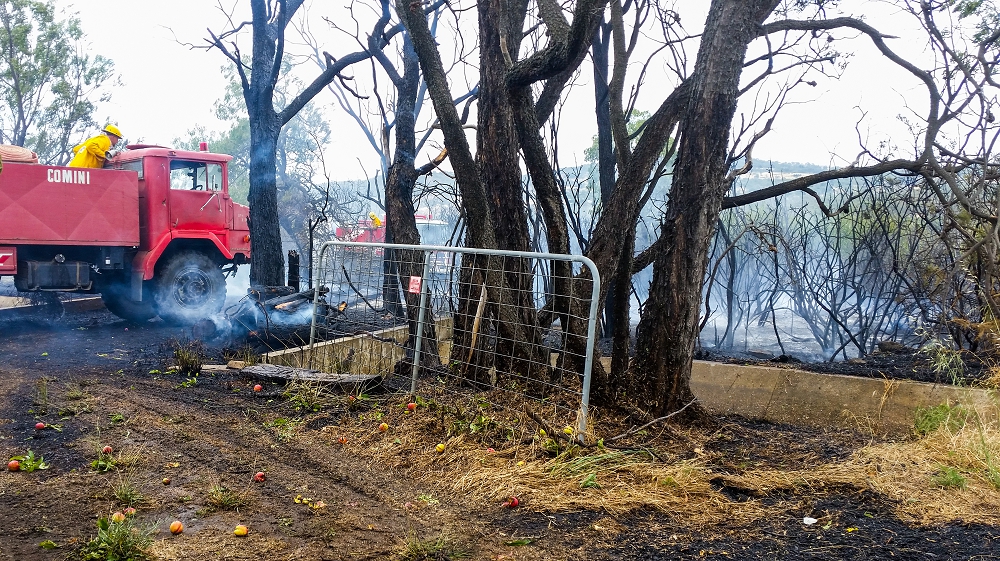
[234,524,249,536]
[435,443,446,453]
[563,426,574,435]
[169,520,184,535]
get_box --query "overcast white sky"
[63,0,934,179]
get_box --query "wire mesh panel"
[299,242,601,435]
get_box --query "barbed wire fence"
[291,241,601,438]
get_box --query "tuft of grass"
[283,380,336,412]
[110,476,144,507]
[207,484,251,511]
[63,382,88,401]
[76,516,153,561]
[266,417,303,442]
[915,403,970,436]
[932,465,968,489]
[172,340,205,375]
[918,339,966,385]
[223,346,262,366]
[398,532,469,561]
[547,449,653,477]
[33,377,52,414]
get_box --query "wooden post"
[287,250,300,291]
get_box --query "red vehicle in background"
[334,212,448,243]
[0,144,250,323]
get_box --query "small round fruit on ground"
[234,524,249,536]
[253,471,265,482]
[435,443,446,453]
[162,478,171,485]
[406,402,416,412]
[110,512,126,523]
[124,507,137,516]
[102,445,113,455]
[35,422,45,430]
[378,422,388,432]
[253,384,262,392]
[7,460,20,471]
[153,251,227,325]
[169,520,184,535]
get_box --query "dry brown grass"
[846,416,1000,524]
[310,381,1000,532]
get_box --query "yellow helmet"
[102,124,123,139]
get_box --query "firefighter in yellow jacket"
[68,125,123,168]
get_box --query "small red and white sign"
[0,247,16,273]
[408,276,422,294]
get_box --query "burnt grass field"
[0,306,998,560]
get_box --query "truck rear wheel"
[100,280,156,323]
[153,251,226,324]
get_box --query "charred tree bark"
[246,112,284,286]
[628,0,780,417]
[384,36,441,369]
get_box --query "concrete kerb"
[686,360,999,435]
[268,328,998,436]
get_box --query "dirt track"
[1,308,998,560]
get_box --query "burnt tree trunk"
[628,0,780,416]
[591,20,620,337]
[246,110,285,287]
[385,36,440,369]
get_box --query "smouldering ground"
[0,308,999,560]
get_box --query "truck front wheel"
[153,252,226,324]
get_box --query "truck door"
[167,160,226,232]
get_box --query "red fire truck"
[0,144,250,324]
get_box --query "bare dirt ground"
[1,307,999,560]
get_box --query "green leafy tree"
[0,0,116,164]
[583,110,651,163]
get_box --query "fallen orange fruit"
[169,520,184,535]
[234,524,249,536]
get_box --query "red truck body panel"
[0,163,139,246]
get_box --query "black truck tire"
[100,279,156,323]
[153,251,227,324]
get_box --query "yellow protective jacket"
[68,134,112,168]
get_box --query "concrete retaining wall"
[266,318,454,376]
[686,360,999,434]
[268,326,999,435]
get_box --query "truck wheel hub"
[173,270,213,307]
